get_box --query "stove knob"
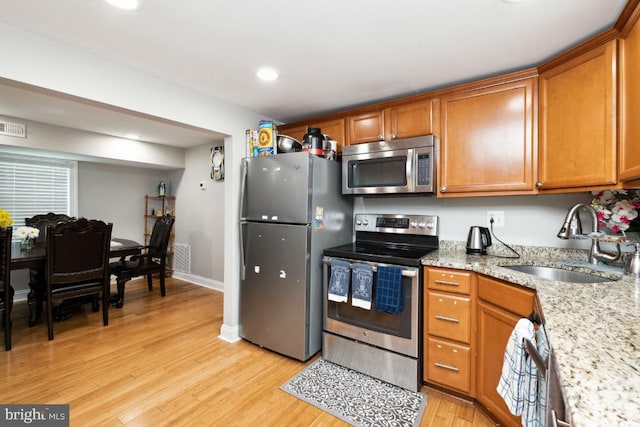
[426,222,434,229]
[418,221,426,229]
[410,221,417,228]
[355,219,362,226]
[362,219,369,226]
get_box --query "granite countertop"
[421,241,640,427]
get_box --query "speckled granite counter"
[422,242,640,427]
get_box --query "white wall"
[78,162,170,241]
[355,193,595,248]
[171,144,225,285]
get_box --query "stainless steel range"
[322,213,439,391]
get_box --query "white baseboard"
[219,324,241,343]
[171,272,223,292]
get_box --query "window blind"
[0,154,75,226]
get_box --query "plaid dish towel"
[530,324,550,426]
[374,266,403,315]
[328,259,350,303]
[351,263,373,310]
[497,318,539,426]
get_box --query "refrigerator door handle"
[239,158,248,220]
[240,220,247,280]
[240,159,248,280]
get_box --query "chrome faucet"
[557,203,620,265]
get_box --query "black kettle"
[466,226,492,255]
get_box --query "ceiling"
[0,0,629,148]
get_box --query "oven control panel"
[354,213,438,236]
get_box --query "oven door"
[322,257,420,358]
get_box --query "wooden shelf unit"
[144,195,175,277]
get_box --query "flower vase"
[20,238,35,251]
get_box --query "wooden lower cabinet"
[476,275,536,427]
[423,269,537,427]
[424,267,476,396]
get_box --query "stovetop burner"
[323,213,439,267]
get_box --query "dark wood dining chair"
[109,214,175,308]
[25,213,72,326]
[0,226,14,350]
[45,218,112,340]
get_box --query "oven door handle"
[322,258,417,278]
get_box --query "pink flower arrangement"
[591,190,640,233]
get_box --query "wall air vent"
[0,121,26,138]
[173,243,191,274]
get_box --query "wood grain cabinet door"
[620,13,640,184]
[311,118,346,151]
[476,275,535,427]
[277,124,307,145]
[439,77,536,197]
[538,40,617,191]
[385,99,439,140]
[347,110,384,145]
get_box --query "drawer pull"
[434,362,460,372]
[435,315,460,323]
[434,279,459,286]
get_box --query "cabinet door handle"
[435,315,460,323]
[434,279,459,287]
[434,362,460,372]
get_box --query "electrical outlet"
[487,210,505,228]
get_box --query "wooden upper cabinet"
[384,99,439,140]
[312,118,346,148]
[620,9,640,184]
[438,76,537,197]
[347,110,385,145]
[278,124,307,144]
[277,118,346,148]
[538,40,617,192]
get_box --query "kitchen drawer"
[426,267,471,295]
[426,336,472,394]
[478,274,535,317]
[427,291,471,343]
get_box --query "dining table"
[10,237,142,325]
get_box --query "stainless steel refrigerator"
[239,152,353,361]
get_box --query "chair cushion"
[109,257,162,276]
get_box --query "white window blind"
[0,154,75,226]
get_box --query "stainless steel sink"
[501,265,611,283]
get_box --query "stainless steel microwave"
[342,135,436,195]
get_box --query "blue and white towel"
[374,266,403,315]
[328,259,350,303]
[497,318,540,427]
[351,263,373,310]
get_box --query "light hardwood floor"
[0,278,496,426]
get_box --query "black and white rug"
[280,358,427,427]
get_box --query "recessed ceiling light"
[104,0,142,11]
[502,0,528,3]
[256,67,279,81]
[125,133,140,140]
